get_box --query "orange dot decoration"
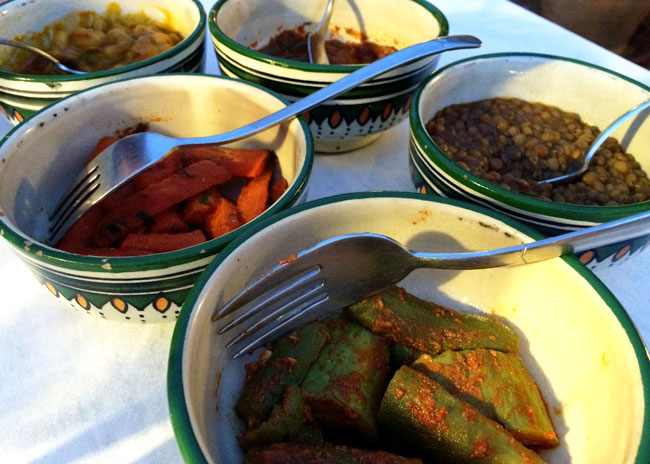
[45,281,58,297]
[75,293,89,310]
[615,245,630,260]
[579,250,595,265]
[382,103,392,121]
[358,107,370,125]
[154,296,171,313]
[329,110,342,128]
[111,298,128,313]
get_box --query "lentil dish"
[5,3,183,74]
[256,26,397,65]
[426,97,650,206]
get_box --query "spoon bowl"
[0,38,86,75]
[540,97,650,185]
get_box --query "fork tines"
[48,164,101,244]
[212,261,333,358]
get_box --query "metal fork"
[46,34,481,245]
[213,208,650,358]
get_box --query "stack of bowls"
[208,0,449,152]
[0,73,313,321]
[168,193,650,463]
[408,53,650,270]
[0,0,206,123]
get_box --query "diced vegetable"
[378,366,547,464]
[237,170,272,223]
[94,159,231,246]
[119,230,206,253]
[411,350,558,447]
[270,178,288,203]
[239,384,309,451]
[205,197,242,239]
[85,136,119,164]
[301,316,390,438]
[236,321,329,426]
[346,286,519,355]
[179,146,270,178]
[244,442,423,464]
[389,343,423,370]
[150,208,189,234]
[182,188,220,225]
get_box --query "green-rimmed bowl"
[0,0,206,124]
[208,0,448,153]
[409,53,650,270]
[168,192,650,463]
[0,73,313,322]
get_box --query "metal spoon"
[0,38,86,75]
[540,96,650,185]
[308,0,335,64]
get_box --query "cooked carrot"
[179,146,270,177]
[237,170,272,223]
[86,137,119,164]
[120,230,206,253]
[151,208,189,234]
[95,160,231,247]
[131,150,183,192]
[56,206,105,252]
[182,188,220,225]
[205,197,242,239]
[269,178,288,203]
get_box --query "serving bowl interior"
[409,53,650,269]
[209,0,448,153]
[168,192,650,463]
[0,73,313,322]
[0,0,206,124]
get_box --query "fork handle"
[412,209,650,269]
[177,35,482,147]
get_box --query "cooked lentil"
[425,97,650,205]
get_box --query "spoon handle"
[179,35,482,147]
[413,208,650,270]
[0,37,86,75]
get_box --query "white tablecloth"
[1,1,649,462]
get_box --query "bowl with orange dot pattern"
[0,73,313,322]
[208,0,448,153]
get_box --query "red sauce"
[257,28,398,65]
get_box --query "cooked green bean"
[378,366,547,464]
[301,316,390,438]
[346,286,519,355]
[412,350,558,447]
[235,321,329,426]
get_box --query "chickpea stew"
[426,97,650,206]
[5,2,184,74]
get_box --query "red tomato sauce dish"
[55,135,287,256]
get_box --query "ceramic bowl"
[0,73,313,322]
[168,192,650,463]
[208,0,448,153]
[0,0,206,124]
[408,53,650,270]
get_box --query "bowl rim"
[0,0,206,82]
[0,72,314,272]
[208,0,449,74]
[409,52,650,223]
[167,190,650,464]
